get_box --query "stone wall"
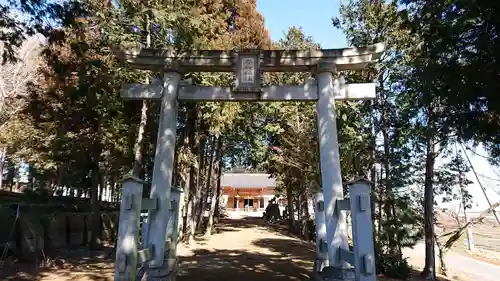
[10,211,119,261]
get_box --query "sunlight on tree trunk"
[422,105,437,280]
[205,136,222,236]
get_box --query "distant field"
[437,212,500,264]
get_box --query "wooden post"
[348,178,376,281]
[114,176,145,281]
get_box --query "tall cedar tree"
[400,0,500,162]
[23,3,135,248]
[178,0,272,243]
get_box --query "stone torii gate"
[113,44,384,281]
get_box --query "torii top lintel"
[113,43,385,73]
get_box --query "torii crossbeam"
[121,78,376,101]
[113,43,384,72]
[113,43,385,281]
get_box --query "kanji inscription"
[241,57,255,83]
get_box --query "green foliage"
[376,252,413,280]
[400,0,500,162]
[335,0,424,276]
[334,1,500,279]
[257,27,322,208]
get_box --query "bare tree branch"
[440,201,500,250]
[0,35,42,127]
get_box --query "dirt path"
[2,218,315,281]
[176,218,315,281]
[3,217,471,281]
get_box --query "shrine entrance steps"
[176,217,314,281]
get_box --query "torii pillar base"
[147,258,179,281]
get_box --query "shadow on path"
[214,217,303,237]
[178,247,312,281]
[2,217,315,281]
[177,217,315,281]
[252,238,315,258]
[1,248,114,281]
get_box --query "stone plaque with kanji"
[233,50,261,93]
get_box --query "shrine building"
[221,173,276,213]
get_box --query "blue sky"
[257,0,347,48]
[1,0,347,48]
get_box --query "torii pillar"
[316,62,350,268]
[145,70,180,280]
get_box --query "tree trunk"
[295,196,301,221]
[56,164,66,193]
[205,136,222,236]
[174,127,187,240]
[302,191,310,218]
[187,183,198,243]
[300,188,309,240]
[100,172,107,202]
[110,180,116,202]
[131,16,151,177]
[437,248,449,277]
[434,234,450,277]
[381,88,396,256]
[180,120,191,242]
[0,147,6,190]
[183,179,194,243]
[132,100,149,177]
[195,135,207,231]
[27,166,34,190]
[370,140,378,245]
[286,182,295,229]
[184,103,198,244]
[201,135,211,179]
[202,135,216,203]
[6,162,15,191]
[214,137,223,217]
[90,163,102,250]
[98,182,103,201]
[422,104,437,280]
[172,127,185,188]
[377,166,383,235]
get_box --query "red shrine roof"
[221,173,276,188]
